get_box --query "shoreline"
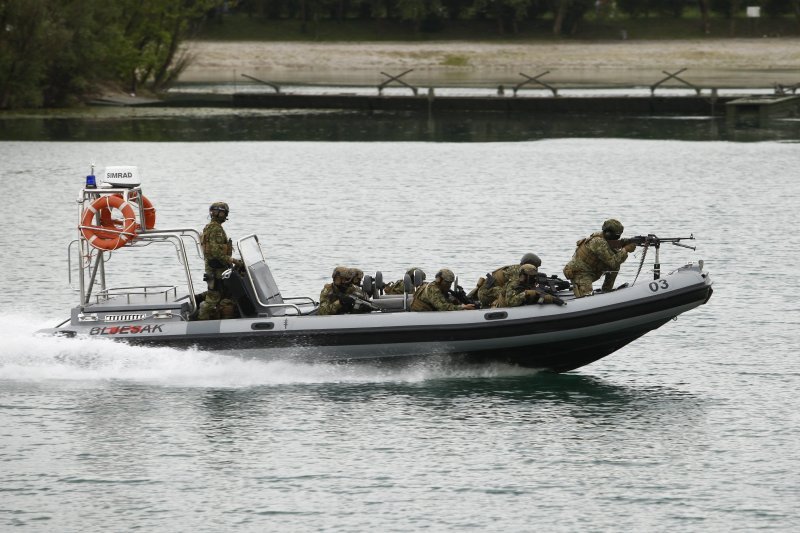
[180,39,800,87]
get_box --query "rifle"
[535,272,571,292]
[608,233,696,251]
[608,233,697,282]
[340,293,380,314]
[529,285,566,306]
[450,281,481,309]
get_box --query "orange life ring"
[99,193,156,231]
[80,195,138,250]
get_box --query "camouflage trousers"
[197,278,236,320]
[570,271,618,298]
[477,284,503,308]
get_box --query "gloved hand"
[231,258,244,268]
[623,243,636,253]
[340,294,355,312]
[524,290,539,299]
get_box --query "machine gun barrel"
[610,233,696,251]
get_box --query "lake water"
[1,113,799,530]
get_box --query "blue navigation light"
[85,174,97,189]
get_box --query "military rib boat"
[38,168,713,373]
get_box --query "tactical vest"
[574,233,607,272]
[410,283,435,312]
[201,221,233,271]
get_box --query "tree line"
[2,0,799,109]
[235,0,800,36]
[0,0,221,109]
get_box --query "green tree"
[551,0,590,35]
[0,0,222,109]
[0,0,52,107]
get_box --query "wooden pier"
[126,68,800,120]
[158,92,732,116]
[725,95,800,127]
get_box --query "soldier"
[319,266,373,315]
[563,218,637,298]
[349,268,365,292]
[504,264,566,307]
[411,269,476,312]
[476,252,542,308]
[384,267,426,295]
[197,202,243,320]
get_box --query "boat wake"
[0,314,539,387]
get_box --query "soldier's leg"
[198,289,222,320]
[571,273,595,298]
[478,285,501,307]
[600,271,618,292]
[218,298,237,319]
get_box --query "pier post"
[241,73,280,93]
[651,68,700,96]
[513,71,558,97]
[378,69,418,96]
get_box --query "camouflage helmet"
[602,218,624,236]
[332,266,351,281]
[520,252,542,268]
[406,267,426,281]
[436,268,455,283]
[209,201,229,213]
[520,263,539,279]
[349,268,364,283]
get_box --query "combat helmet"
[519,252,542,268]
[436,268,455,283]
[209,201,230,220]
[332,266,352,282]
[406,267,426,281]
[602,218,624,239]
[349,268,364,284]
[520,263,539,277]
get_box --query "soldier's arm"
[588,237,628,270]
[428,287,462,311]
[504,285,527,307]
[318,286,343,315]
[205,226,234,264]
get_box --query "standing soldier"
[198,202,243,320]
[411,269,475,312]
[476,253,542,308]
[504,264,566,307]
[563,218,636,298]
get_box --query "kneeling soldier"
[504,264,566,307]
[411,269,475,312]
[477,252,542,308]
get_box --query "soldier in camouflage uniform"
[504,264,565,307]
[384,267,426,295]
[411,269,476,312]
[476,253,542,308]
[563,219,637,298]
[319,266,372,315]
[349,268,365,293]
[197,202,244,320]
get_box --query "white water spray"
[0,314,538,387]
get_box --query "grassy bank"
[196,12,800,42]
